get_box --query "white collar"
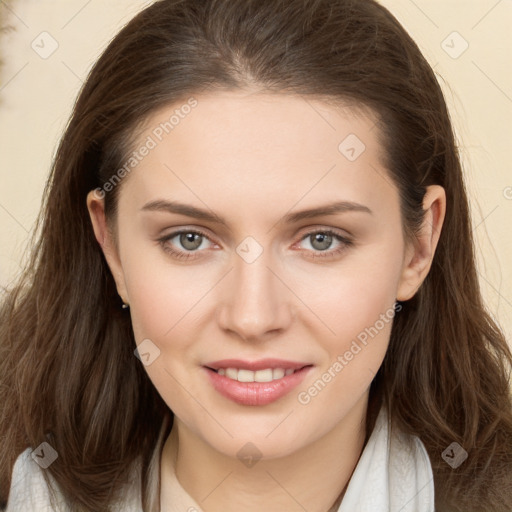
[159,405,434,512]
[337,406,435,512]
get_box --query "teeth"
[225,368,238,380]
[216,367,297,382]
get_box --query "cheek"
[297,247,403,346]
[295,245,403,401]
[294,274,398,415]
[124,261,210,418]
[119,231,216,342]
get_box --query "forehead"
[134,90,381,160]
[118,90,396,221]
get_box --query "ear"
[396,185,446,301]
[86,190,129,304]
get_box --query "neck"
[161,394,370,512]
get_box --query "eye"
[158,229,215,261]
[296,229,353,260]
[158,228,353,262]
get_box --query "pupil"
[313,233,332,251]
[181,233,201,250]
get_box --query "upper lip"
[204,358,312,371]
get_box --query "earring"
[122,303,130,309]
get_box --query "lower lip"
[203,366,313,406]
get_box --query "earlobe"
[396,185,446,301]
[86,190,129,303]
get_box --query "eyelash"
[158,228,353,262]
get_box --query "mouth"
[204,365,312,383]
[202,359,314,406]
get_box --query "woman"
[1,0,511,511]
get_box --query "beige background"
[0,1,511,342]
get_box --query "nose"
[216,246,294,342]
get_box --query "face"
[88,90,443,460]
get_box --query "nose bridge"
[217,236,291,340]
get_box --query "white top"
[5,405,435,511]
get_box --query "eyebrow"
[140,199,372,226]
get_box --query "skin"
[87,90,445,512]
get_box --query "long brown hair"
[1,1,511,510]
